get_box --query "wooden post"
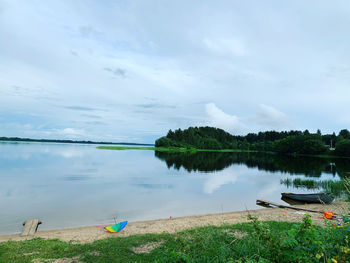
[21,219,42,236]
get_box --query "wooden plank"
[256,199,284,208]
[21,219,41,236]
[256,199,337,215]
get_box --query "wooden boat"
[281,192,334,204]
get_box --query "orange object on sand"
[320,211,335,219]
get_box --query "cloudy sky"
[1,0,350,143]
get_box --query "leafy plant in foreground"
[248,214,350,262]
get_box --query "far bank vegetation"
[155,126,350,157]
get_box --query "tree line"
[155,126,350,157]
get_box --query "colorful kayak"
[105,221,128,233]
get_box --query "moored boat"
[281,192,334,204]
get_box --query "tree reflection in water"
[155,151,350,178]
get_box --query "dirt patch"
[223,229,248,239]
[131,241,164,254]
[24,252,40,256]
[52,257,82,263]
[88,251,100,257]
[32,256,82,263]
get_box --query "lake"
[0,142,347,235]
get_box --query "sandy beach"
[1,200,348,244]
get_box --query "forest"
[155,126,350,157]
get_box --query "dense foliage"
[155,127,235,149]
[273,135,327,155]
[334,139,350,157]
[155,126,350,156]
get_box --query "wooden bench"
[21,219,42,236]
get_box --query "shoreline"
[96,145,256,153]
[1,200,348,244]
[97,146,350,159]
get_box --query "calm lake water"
[0,142,347,235]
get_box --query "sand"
[1,200,348,244]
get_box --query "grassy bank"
[1,219,349,263]
[97,146,256,153]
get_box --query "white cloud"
[203,37,247,56]
[205,103,246,134]
[59,128,86,138]
[255,104,292,130]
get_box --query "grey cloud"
[10,85,24,93]
[7,85,30,96]
[133,183,174,189]
[80,114,102,119]
[2,86,54,98]
[63,106,97,111]
[323,66,350,78]
[84,121,105,125]
[79,25,101,38]
[70,50,78,57]
[103,67,126,77]
[135,103,177,109]
[144,97,157,101]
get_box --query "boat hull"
[281,193,334,204]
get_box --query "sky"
[1,0,350,143]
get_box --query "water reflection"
[155,151,350,178]
[203,172,238,194]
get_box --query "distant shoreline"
[0,137,154,146]
[97,146,257,153]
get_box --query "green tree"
[334,139,350,157]
[339,129,350,139]
[317,129,321,136]
[274,135,326,155]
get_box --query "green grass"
[2,219,350,262]
[97,146,157,150]
[0,221,294,263]
[97,146,256,153]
